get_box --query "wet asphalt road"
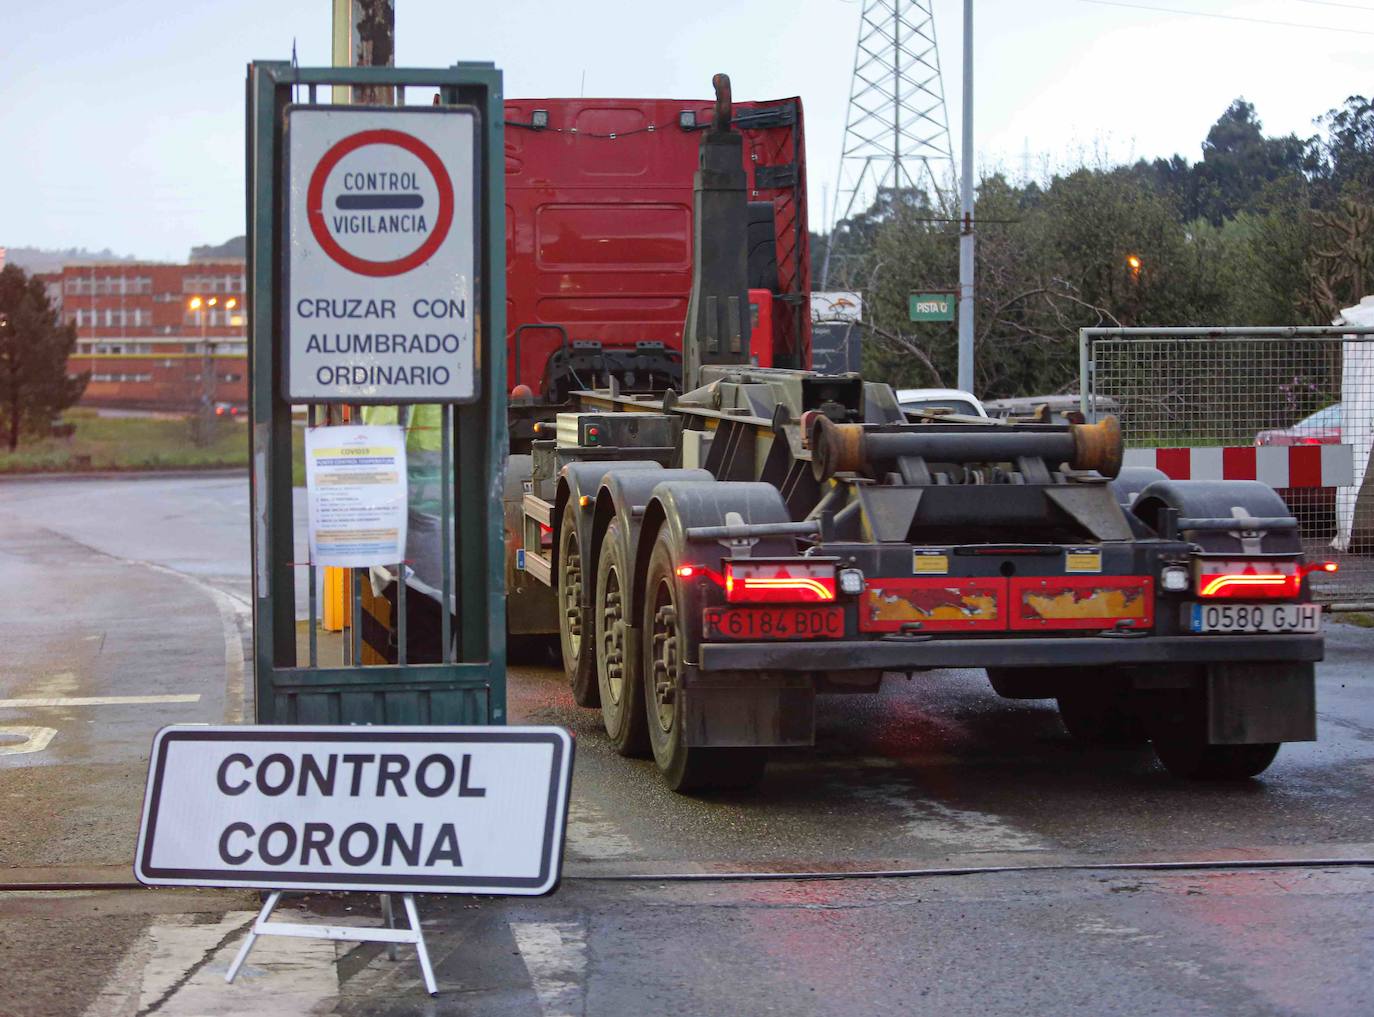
[1,474,1372,1016]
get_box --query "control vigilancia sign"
[285,106,479,403]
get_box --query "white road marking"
[85,912,343,1017]
[512,921,588,1017]
[0,726,57,755]
[850,784,1048,852]
[564,798,638,859]
[131,558,249,724]
[0,694,202,709]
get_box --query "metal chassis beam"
[699,634,1324,672]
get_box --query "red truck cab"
[502,97,809,408]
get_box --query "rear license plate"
[1188,602,1321,633]
[703,606,845,641]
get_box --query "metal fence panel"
[1083,326,1374,605]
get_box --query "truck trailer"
[507,76,1322,790]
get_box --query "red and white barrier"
[1122,444,1354,489]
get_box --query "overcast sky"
[3,0,1370,262]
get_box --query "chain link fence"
[1082,326,1374,606]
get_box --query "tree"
[1193,99,1306,225]
[1308,95,1374,202]
[0,264,87,451]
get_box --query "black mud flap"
[683,676,815,748]
[1207,662,1316,745]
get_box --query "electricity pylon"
[822,0,954,288]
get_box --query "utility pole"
[956,0,975,393]
[333,0,394,105]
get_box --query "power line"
[1291,0,1374,12]
[1079,0,1374,34]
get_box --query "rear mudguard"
[552,460,662,614]
[1133,479,1303,556]
[631,479,798,643]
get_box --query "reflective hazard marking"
[286,106,479,403]
[1123,445,1355,489]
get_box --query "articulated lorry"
[379,76,1323,792]
[507,76,1322,790]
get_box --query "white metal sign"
[135,726,572,895]
[287,106,479,403]
[810,291,863,323]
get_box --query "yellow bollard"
[322,566,351,632]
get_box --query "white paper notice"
[304,425,408,567]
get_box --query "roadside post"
[135,725,574,995]
[246,61,507,724]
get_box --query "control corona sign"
[286,106,478,403]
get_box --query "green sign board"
[909,292,955,322]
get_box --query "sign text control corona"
[287,107,479,402]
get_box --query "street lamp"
[189,295,221,436]
[188,295,240,429]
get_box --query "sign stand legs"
[224,890,437,996]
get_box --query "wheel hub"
[601,567,625,702]
[651,596,679,733]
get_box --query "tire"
[986,667,1061,699]
[557,507,598,707]
[1144,689,1281,779]
[1056,684,1147,745]
[594,518,649,756]
[641,528,767,792]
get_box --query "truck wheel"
[642,529,767,792]
[1145,690,1281,779]
[1056,683,1147,745]
[557,507,598,707]
[595,518,648,757]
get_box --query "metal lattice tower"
[824,0,954,286]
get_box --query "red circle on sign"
[306,129,455,278]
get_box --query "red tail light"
[1196,560,1299,599]
[725,561,836,603]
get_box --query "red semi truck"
[501,93,811,436]
[495,91,812,646]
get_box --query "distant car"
[894,388,988,418]
[982,394,1120,425]
[1255,404,1341,528]
[1255,403,1341,447]
[213,401,247,419]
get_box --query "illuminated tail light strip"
[724,561,837,603]
[1192,559,1336,599]
[1198,573,1297,598]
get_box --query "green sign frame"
[909,292,956,322]
[246,60,507,726]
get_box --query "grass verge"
[0,409,302,475]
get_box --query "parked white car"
[894,387,988,418]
